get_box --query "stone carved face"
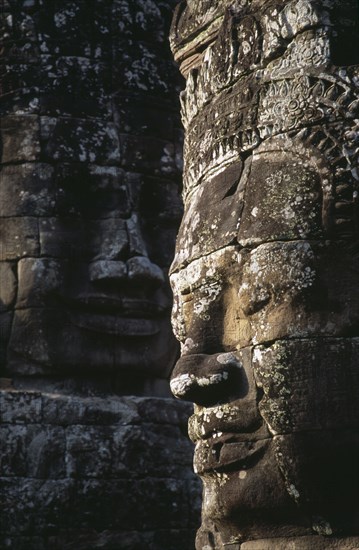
[1,166,181,382]
[0,0,183,390]
[170,0,359,540]
[170,146,359,541]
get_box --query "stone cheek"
[0,116,41,163]
[0,218,40,261]
[253,339,359,435]
[172,241,359,352]
[0,164,56,218]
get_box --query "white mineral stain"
[170,374,192,397]
[181,338,197,354]
[215,472,229,486]
[216,353,241,366]
[170,371,228,397]
[312,516,333,536]
[197,372,228,387]
[288,483,300,499]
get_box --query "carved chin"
[199,437,293,519]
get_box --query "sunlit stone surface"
[169,1,359,548]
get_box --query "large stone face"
[0,0,184,387]
[169,0,359,547]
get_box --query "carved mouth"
[194,434,268,475]
[70,313,161,335]
[190,405,269,475]
[188,405,264,443]
[60,294,167,335]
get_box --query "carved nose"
[92,218,129,262]
[89,212,164,286]
[92,213,149,263]
[170,352,243,406]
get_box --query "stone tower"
[169,1,359,548]
[0,1,200,548]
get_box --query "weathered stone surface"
[172,162,245,269]
[8,296,177,377]
[171,241,359,355]
[0,218,39,261]
[44,528,198,550]
[0,392,200,548]
[0,0,183,381]
[254,338,359,434]
[52,164,128,219]
[0,311,13,368]
[0,164,56,217]
[0,536,46,550]
[0,115,41,162]
[240,536,359,549]
[40,116,121,164]
[237,142,324,245]
[0,425,66,478]
[16,258,64,308]
[0,1,193,549]
[273,430,359,534]
[0,390,43,424]
[38,217,127,260]
[236,241,359,345]
[0,263,17,311]
[169,0,359,546]
[38,56,112,118]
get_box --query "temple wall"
[0,391,200,549]
[0,1,201,548]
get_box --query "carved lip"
[188,407,262,443]
[60,294,167,335]
[70,313,161,336]
[194,434,268,475]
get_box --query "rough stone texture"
[0,391,201,549]
[0,2,201,549]
[169,0,359,548]
[0,0,184,385]
[240,537,359,550]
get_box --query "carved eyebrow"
[172,256,231,296]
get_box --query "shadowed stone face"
[170,0,359,546]
[0,0,183,389]
[5,170,180,378]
